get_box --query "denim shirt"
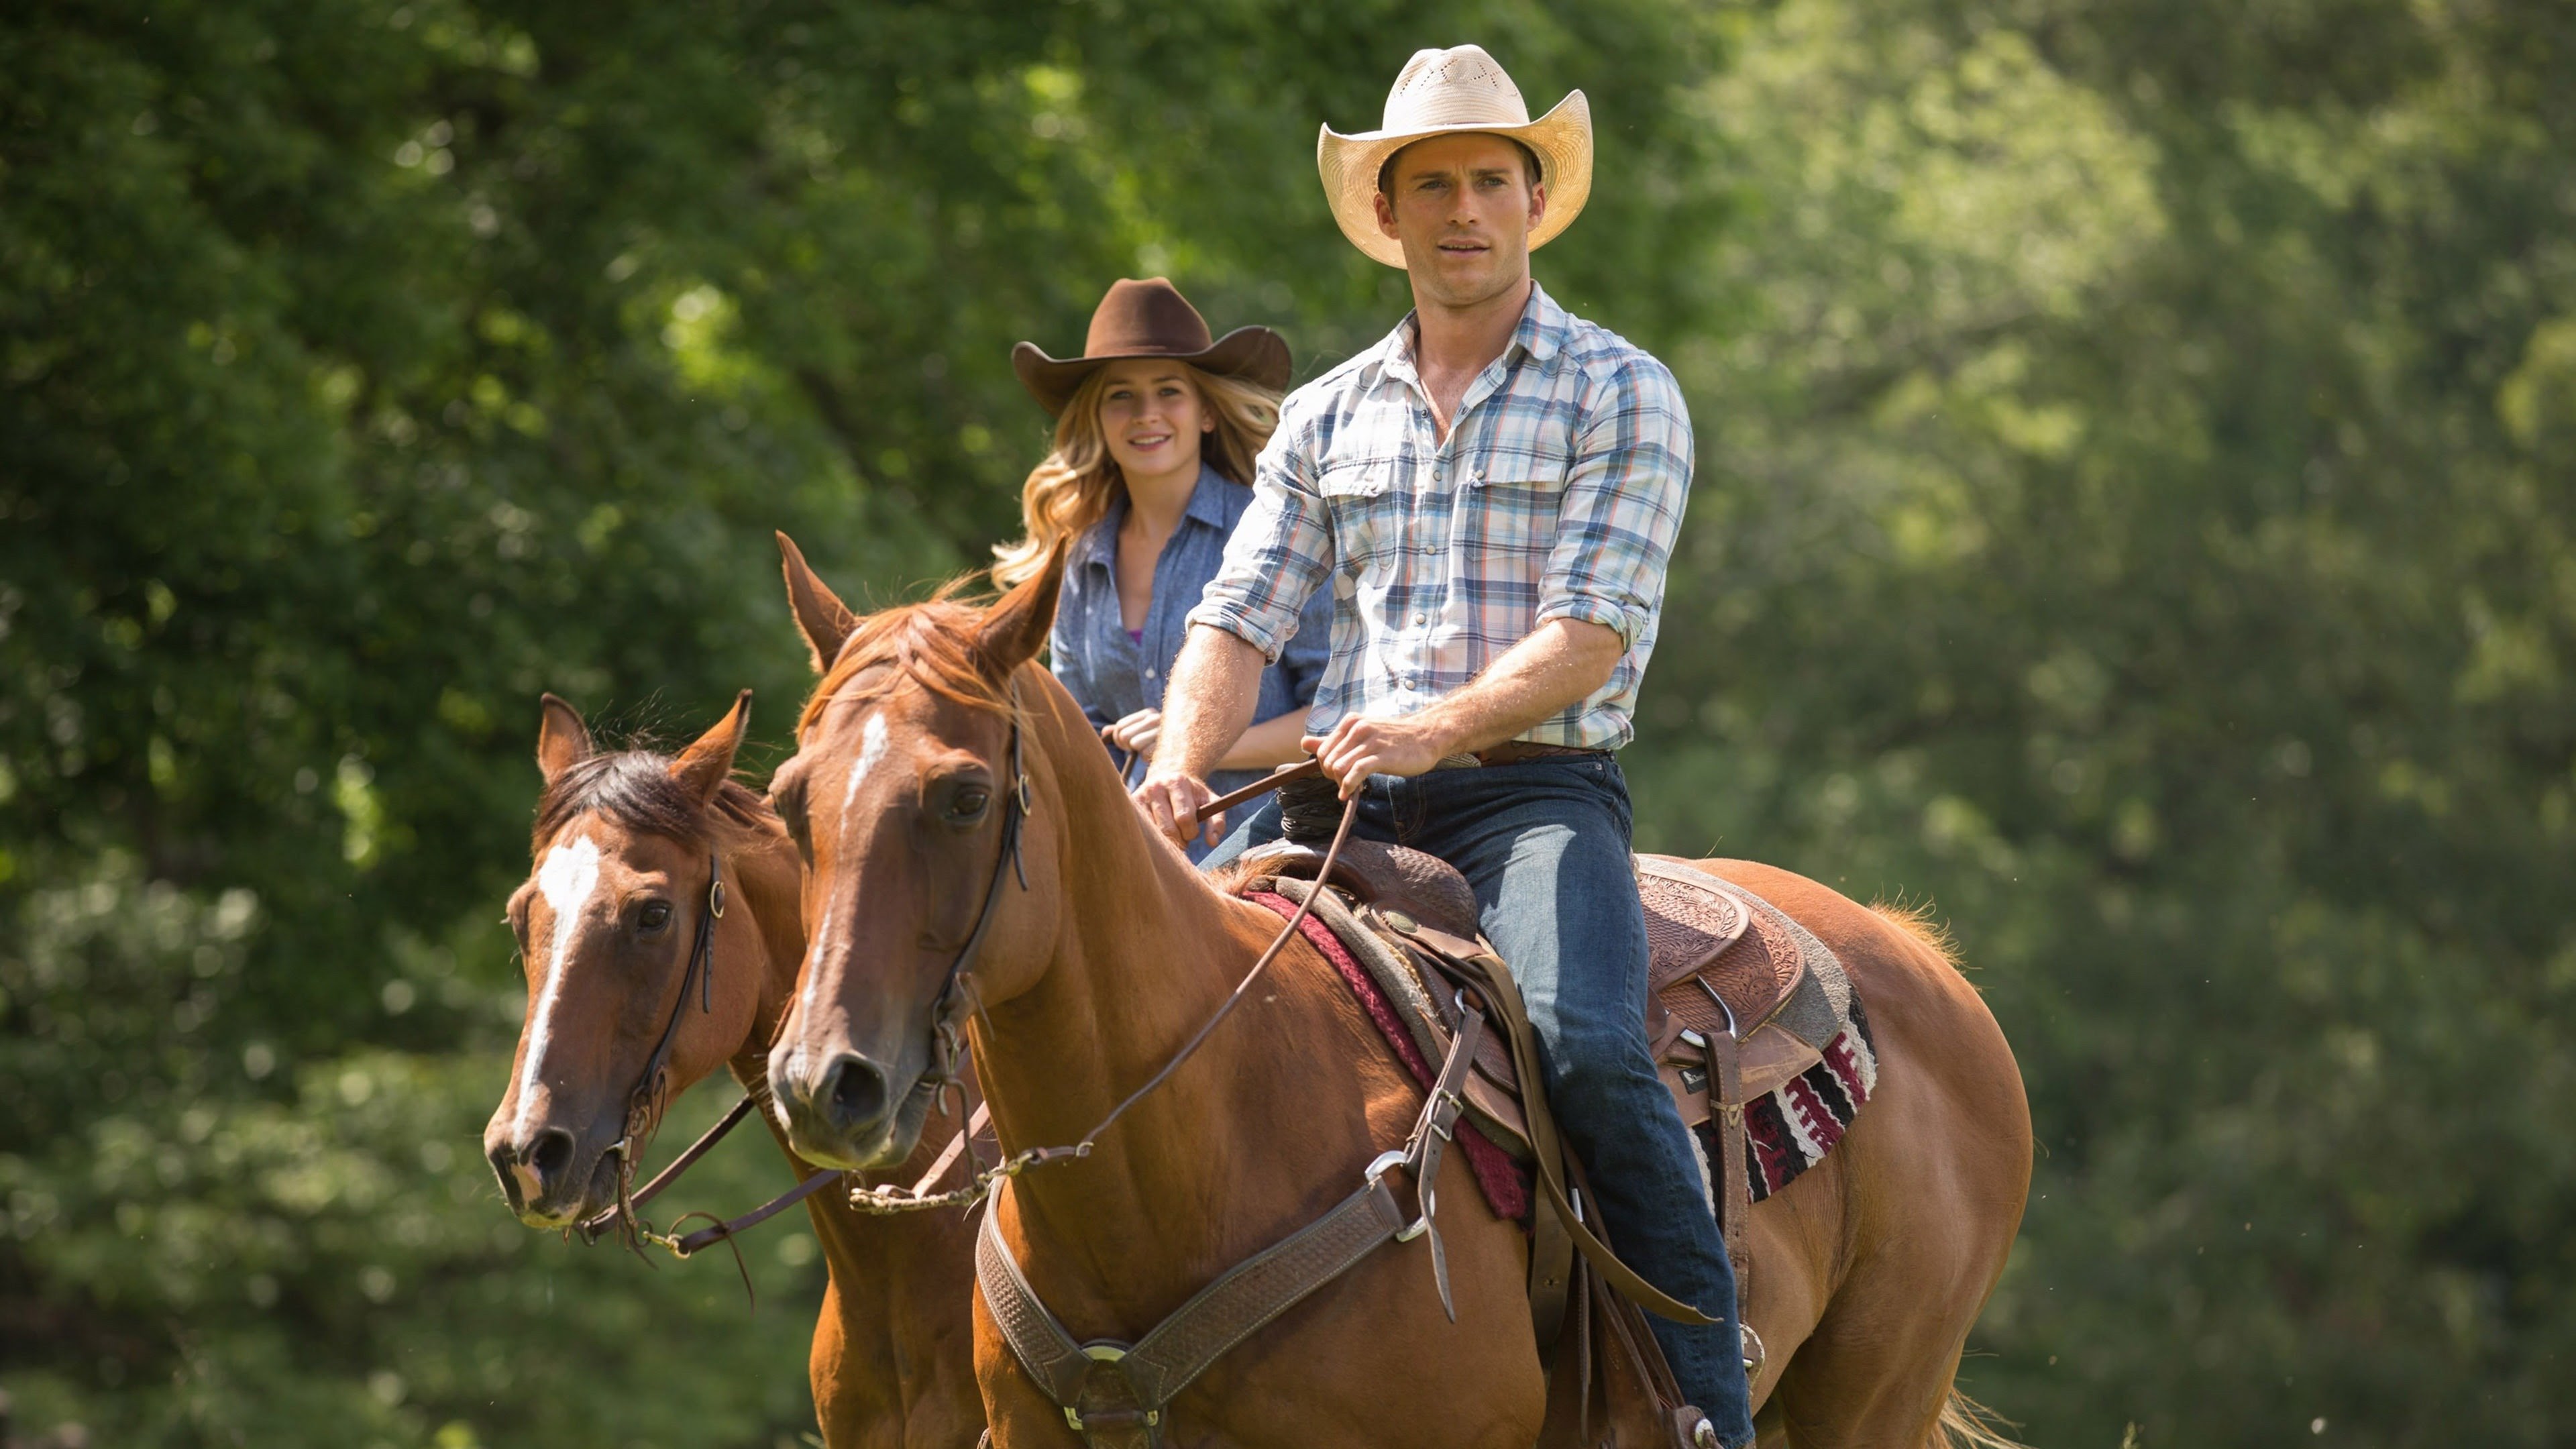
[1049,465,1334,841]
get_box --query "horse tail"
[1866,896,1962,973]
[1931,1387,2022,1449]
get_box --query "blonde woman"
[996,278,1330,859]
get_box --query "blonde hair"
[992,364,1282,587]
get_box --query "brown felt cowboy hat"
[1011,278,1292,416]
[1317,44,1593,268]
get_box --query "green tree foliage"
[3,0,2569,1444]
[1626,0,2576,1441]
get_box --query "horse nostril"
[527,1126,576,1185]
[820,1053,889,1130]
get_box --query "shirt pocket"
[1317,458,1400,582]
[1457,435,1575,565]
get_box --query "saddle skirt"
[1230,839,1876,1212]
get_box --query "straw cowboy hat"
[1011,278,1291,416]
[1317,44,1593,268]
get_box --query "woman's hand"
[1104,708,1163,759]
[1133,771,1221,847]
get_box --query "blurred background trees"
[3,0,2569,1444]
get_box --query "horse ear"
[777,531,859,674]
[975,539,1067,682]
[669,690,753,808]
[537,693,593,785]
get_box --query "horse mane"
[796,578,1012,737]
[533,749,777,853]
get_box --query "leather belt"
[1436,742,1610,768]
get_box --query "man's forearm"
[1216,711,1311,771]
[1155,625,1268,780]
[1401,618,1623,755]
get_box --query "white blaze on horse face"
[785,712,888,1089]
[513,833,604,1139]
[777,706,891,1098]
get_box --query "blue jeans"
[1205,755,1755,1445]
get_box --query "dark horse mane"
[532,748,777,853]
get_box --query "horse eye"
[639,901,674,930]
[948,788,991,822]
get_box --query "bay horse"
[763,539,2032,1448]
[482,690,983,1449]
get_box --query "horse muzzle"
[768,1044,920,1171]
[486,1122,616,1228]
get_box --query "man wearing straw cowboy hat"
[1140,44,1756,1448]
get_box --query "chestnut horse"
[482,691,983,1449]
[763,543,2031,1448]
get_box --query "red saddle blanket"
[1713,1004,1876,1204]
[1246,891,1532,1222]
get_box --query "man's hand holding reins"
[1302,714,1451,792]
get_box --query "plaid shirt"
[1187,283,1692,749]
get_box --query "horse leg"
[809,1279,864,1447]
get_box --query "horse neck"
[972,681,1314,1246]
[722,824,808,1079]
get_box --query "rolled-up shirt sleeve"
[1265,578,1336,718]
[1187,405,1335,662]
[1536,356,1692,648]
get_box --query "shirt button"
[1411,612,1426,625]
[1144,667,1157,679]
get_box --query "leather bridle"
[578,848,726,1253]
[920,684,1033,1108]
